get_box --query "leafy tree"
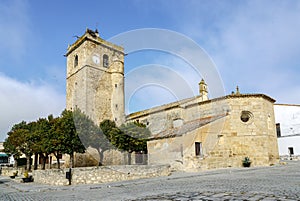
[3,135,21,167]
[100,120,124,149]
[4,121,33,169]
[30,118,52,170]
[47,115,64,169]
[21,122,37,170]
[100,120,151,165]
[58,109,86,168]
[4,110,150,169]
[73,109,110,166]
[120,122,151,164]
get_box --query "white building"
[274,104,300,159]
[0,142,14,166]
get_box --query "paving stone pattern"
[130,191,298,201]
[1,161,300,201]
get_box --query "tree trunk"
[53,153,60,169]
[42,154,48,170]
[26,155,31,171]
[33,154,38,170]
[39,153,45,170]
[70,153,74,168]
[57,155,60,169]
[13,156,18,168]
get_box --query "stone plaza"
[0,160,299,200]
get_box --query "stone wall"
[127,95,231,135]
[32,164,170,186]
[1,167,20,177]
[146,95,279,171]
[66,29,125,126]
[65,148,146,167]
[280,155,300,161]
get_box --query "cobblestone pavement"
[1,161,300,201]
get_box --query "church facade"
[66,29,279,170]
[127,93,279,171]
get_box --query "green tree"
[47,115,64,169]
[120,122,150,164]
[30,118,52,170]
[58,109,86,168]
[73,109,110,166]
[22,122,37,171]
[100,120,151,165]
[100,120,124,164]
[3,135,21,167]
[100,119,124,149]
[4,121,33,170]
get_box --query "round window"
[240,111,253,123]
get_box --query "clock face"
[92,55,100,64]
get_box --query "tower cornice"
[65,29,124,57]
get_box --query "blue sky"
[1,0,300,140]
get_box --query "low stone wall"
[32,164,170,186]
[280,155,300,161]
[0,166,25,177]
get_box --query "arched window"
[103,54,109,67]
[74,55,78,67]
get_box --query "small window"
[288,147,294,155]
[74,55,78,67]
[195,142,203,156]
[115,84,118,88]
[276,123,281,137]
[103,54,109,67]
[115,104,118,109]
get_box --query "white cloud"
[216,1,300,66]
[113,28,227,113]
[214,1,300,103]
[110,1,300,113]
[0,73,65,141]
[172,1,300,103]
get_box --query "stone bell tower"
[65,29,125,126]
[199,78,208,101]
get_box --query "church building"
[65,29,279,171]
